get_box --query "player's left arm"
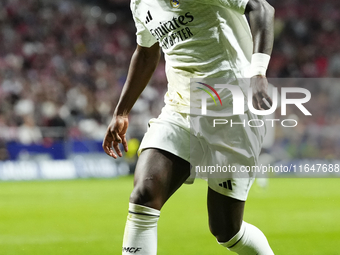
[245,0,275,110]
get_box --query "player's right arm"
[102,43,160,159]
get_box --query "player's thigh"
[207,187,245,242]
[130,148,191,210]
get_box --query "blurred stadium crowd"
[0,0,339,161]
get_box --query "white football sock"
[122,203,160,255]
[219,221,274,255]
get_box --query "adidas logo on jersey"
[145,10,152,24]
[219,180,233,190]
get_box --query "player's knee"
[210,222,242,243]
[129,185,162,210]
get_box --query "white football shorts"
[138,106,265,201]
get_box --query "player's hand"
[102,115,129,159]
[250,75,272,110]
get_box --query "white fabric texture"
[130,0,253,113]
[122,203,160,255]
[138,106,265,201]
[219,221,274,255]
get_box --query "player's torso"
[131,0,207,50]
[131,0,253,113]
[131,0,246,57]
[131,0,252,76]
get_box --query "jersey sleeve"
[199,0,249,14]
[131,9,158,47]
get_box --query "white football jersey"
[130,0,253,113]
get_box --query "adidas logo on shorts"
[218,180,233,190]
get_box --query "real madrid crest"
[170,0,180,8]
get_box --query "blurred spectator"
[0,140,9,160]
[0,0,167,145]
[17,115,42,144]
